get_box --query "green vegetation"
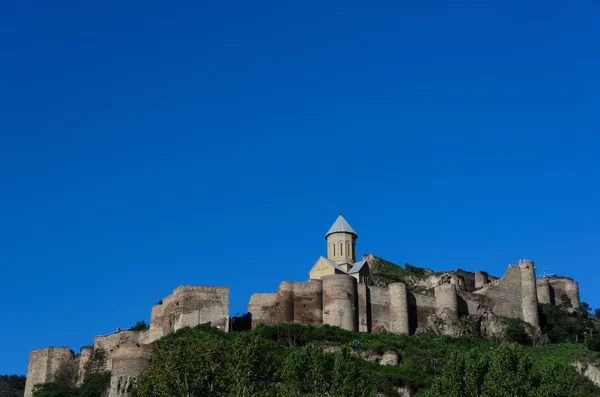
[130,323,599,396]
[130,320,150,331]
[540,300,595,345]
[0,375,26,397]
[424,343,595,397]
[33,372,110,397]
[371,257,431,286]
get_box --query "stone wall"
[248,293,278,328]
[108,343,151,397]
[93,330,148,373]
[409,293,436,333]
[474,265,523,319]
[76,346,93,386]
[548,277,580,308]
[24,347,75,397]
[151,285,230,337]
[369,286,390,332]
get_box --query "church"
[308,214,373,285]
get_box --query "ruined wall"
[474,265,523,320]
[475,271,490,289]
[408,292,436,333]
[76,346,93,386]
[456,269,476,291]
[147,304,165,343]
[537,278,551,304]
[248,293,278,328]
[322,274,357,331]
[108,343,151,397]
[150,285,229,337]
[548,277,580,308]
[24,347,75,397]
[93,330,148,373]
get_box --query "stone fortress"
[24,214,582,397]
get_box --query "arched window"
[340,242,343,256]
[333,243,336,256]
[347,242,351,258]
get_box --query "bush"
[130,320,149,331]
[506,319,531,345]
[32,372,109,397]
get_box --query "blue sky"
[1,0,599,375]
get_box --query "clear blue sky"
[1,0,599,375]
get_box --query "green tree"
[425,344,582,397]
[330,346,376,397]
[227,335,277,397]
[279,343,330,397]
[130,320,150,331]
[135,337,229,397]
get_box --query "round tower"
[537,278,551,304]
[519,259,540,328]
[325,214,357,265]
[434,283,458,321]
[389,282,409,334]
[322,274,357,331]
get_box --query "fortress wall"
[475,271,490,289]
[248,293,278,328]
[476,265,523,320]
[537,278,551,304]
[548,278,580,308]
[153,285,229,336]
[435,284,458,321]
[322,274,357,331]
[277,282,295,323]
[456,289,492,315]
[456,269,476,291]
[292,280,323,326]
[357,283,369,332]
[76,346,93,386]
[24,347,75,397]
[93,331,147,372]
[108,343,152,397]
[411,293,436,331]
[369,286,390,332]
[148,304,165,343]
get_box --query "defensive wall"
[24,285,229,397]
[26,261,581,397]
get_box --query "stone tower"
[519,259,540,328]
[325,214,357,268]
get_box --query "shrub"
[130,320,149,331]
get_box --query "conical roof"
[325,214,357,238]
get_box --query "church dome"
[325,214,357,238]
